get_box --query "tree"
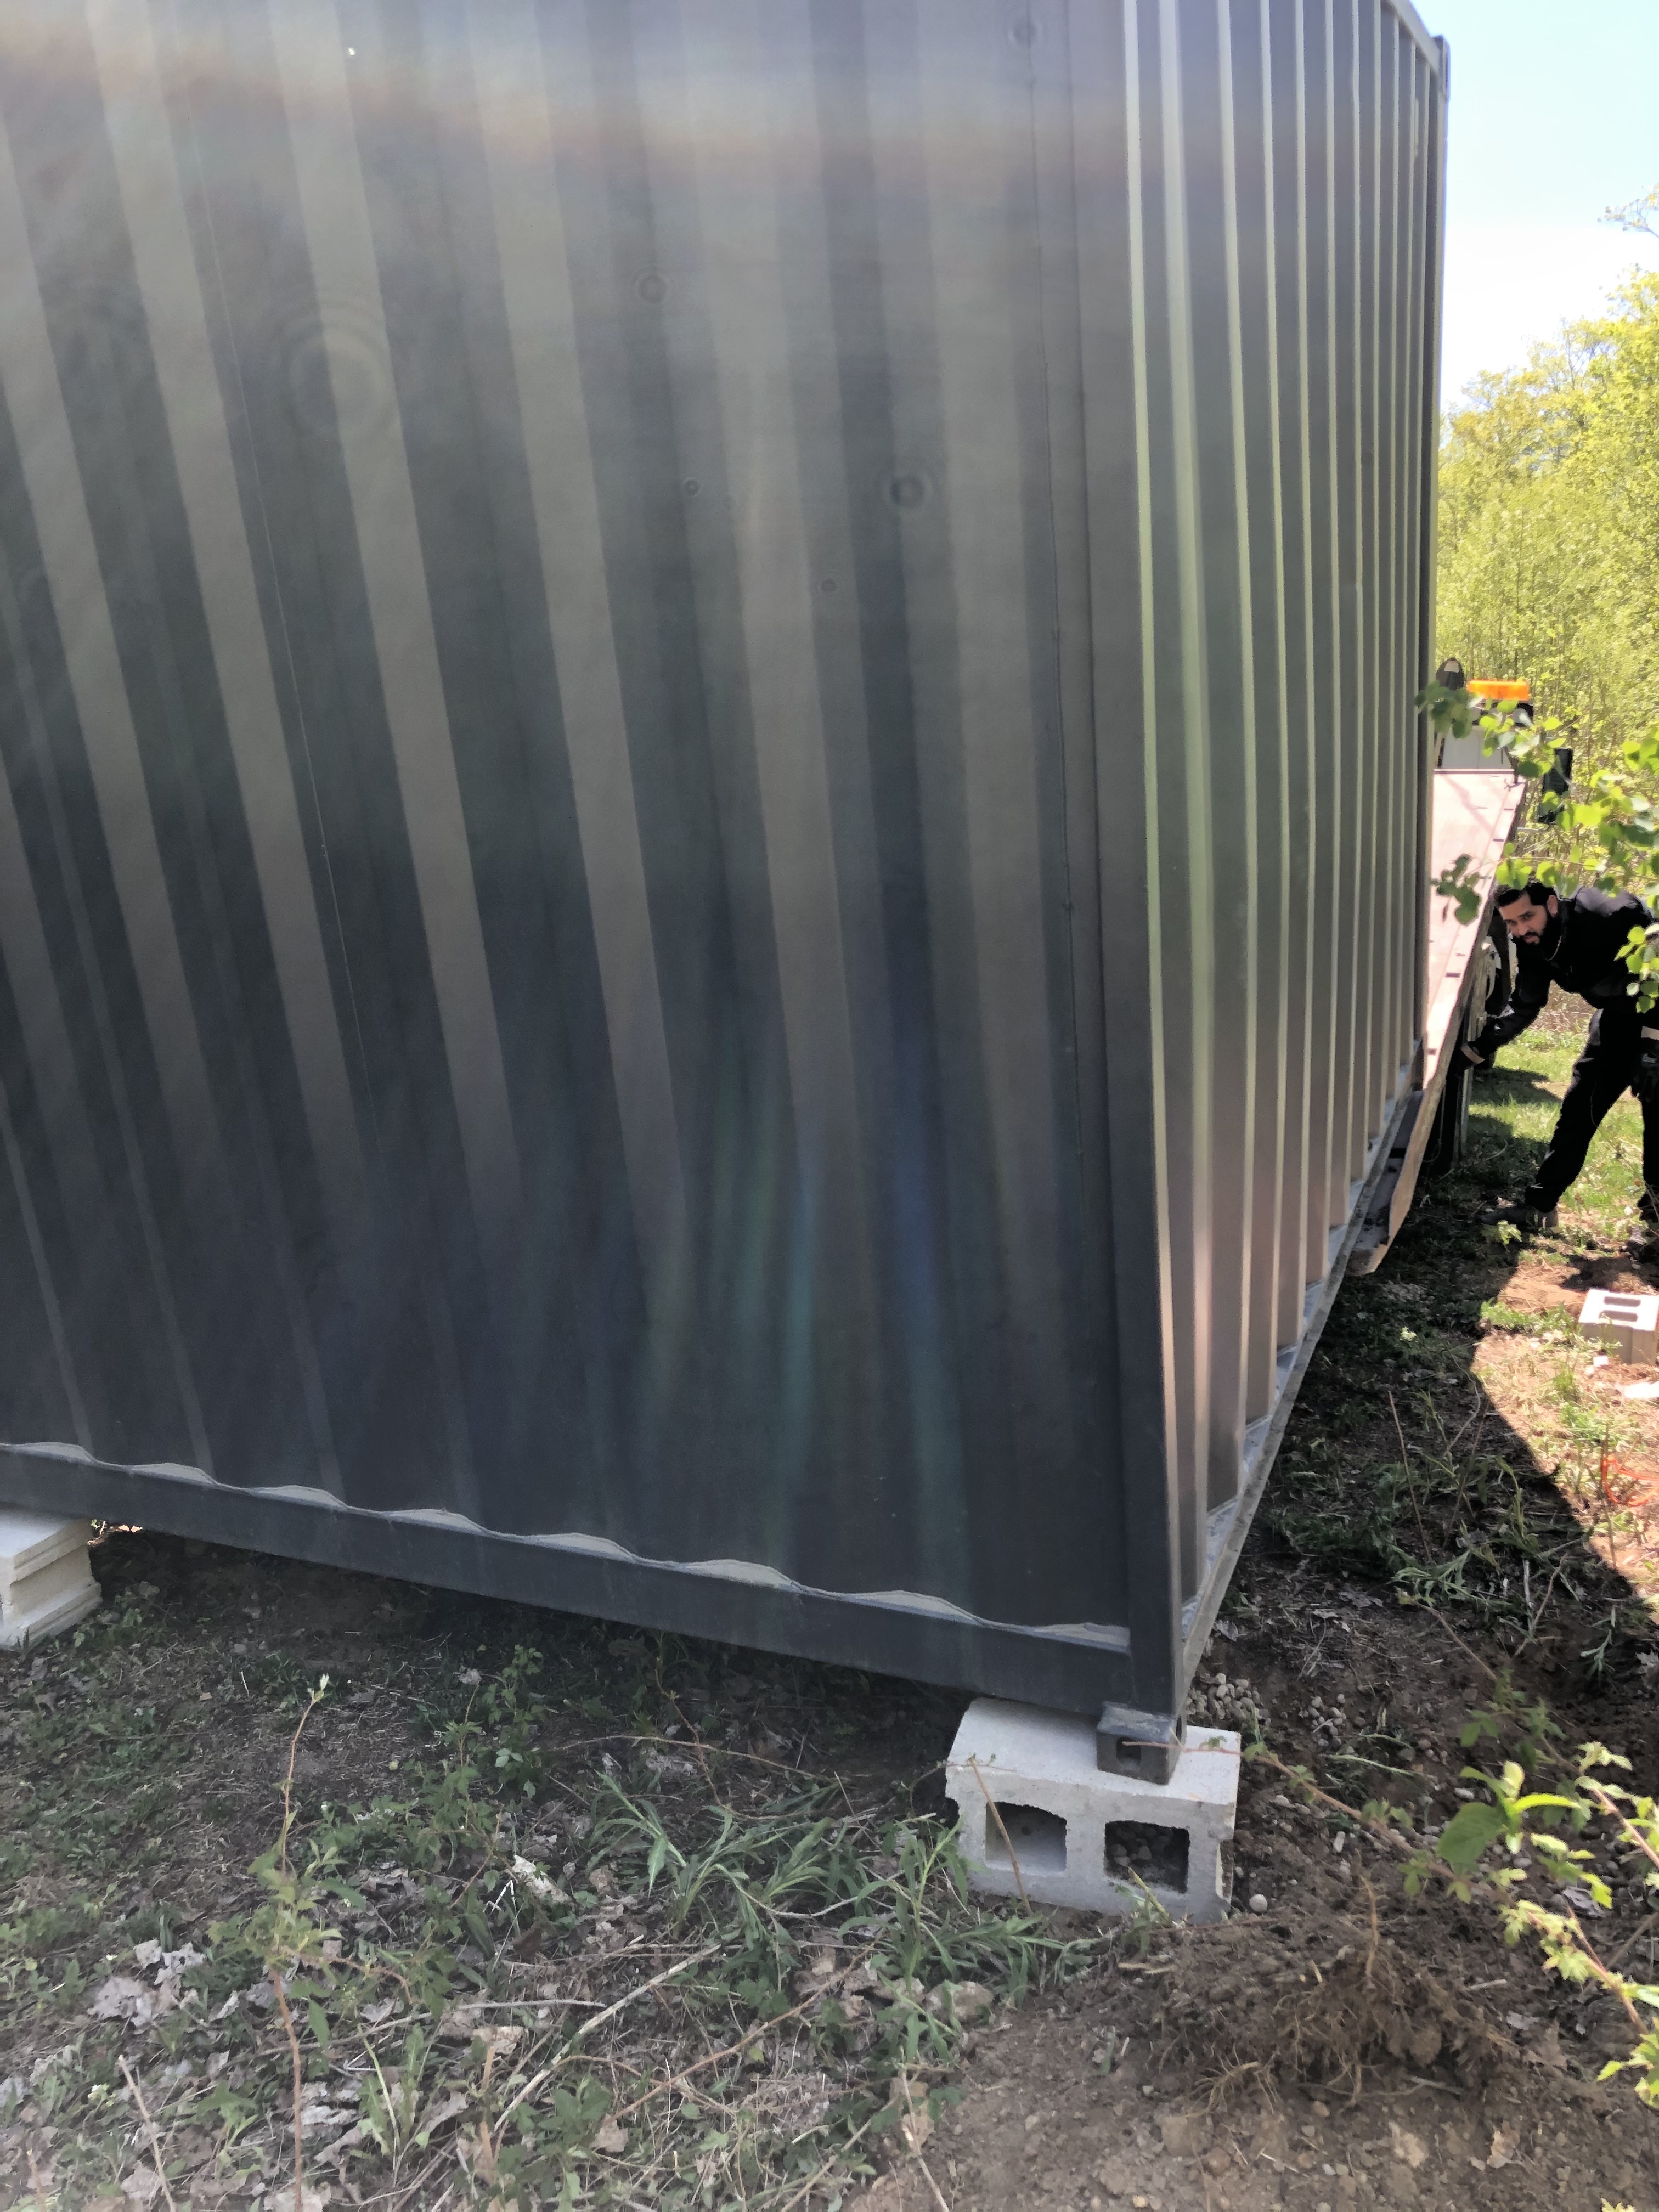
[1425,684,1659,1008]
[1605,183,1659,240]
[1436,275,1659,776]
[1432,270,1659,1003]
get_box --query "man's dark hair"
[1434,656,1466,690]
[1495,879,1554,910]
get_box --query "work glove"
[1635,1030,1659,1105]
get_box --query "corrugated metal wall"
[1075,0,1445,1726]
[0,0,1443,1730]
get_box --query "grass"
[0,1593,1104,2210]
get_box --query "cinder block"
[0,1511,101,1648]
[945,1699,1239,1923]
[1580,1289,1659,1364]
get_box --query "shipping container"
[0,0,1466,1769]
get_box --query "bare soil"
[849,1591,1658,2211]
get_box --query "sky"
[1428,0,1659,402]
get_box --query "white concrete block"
[0,1510,101,1648]
[945,1699,1239,1923]
[1580,1289,1659,1364]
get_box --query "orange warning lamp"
[1469,679,1530,703]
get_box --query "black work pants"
[1523,1013,1659,1217]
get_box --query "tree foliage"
[1432,270,1659,1003]
[1437,272,1659,777]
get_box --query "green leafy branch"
[1605,182,1659,240]
[1420,679,1659,1009]
[1431,1739,1659,2101]
[1256,1680,1659,2106]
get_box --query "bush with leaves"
[1424,679,1659,1010]
[1255,1674,1659,2108]
[1424,1726,1659,2104]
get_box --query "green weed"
[1264,1671,1659,2108]
[0,1639,1101,2209]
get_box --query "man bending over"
[1465,881,1659,1239]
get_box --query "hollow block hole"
[984,1799,1066,1874]
[1104,1818,1189,1891]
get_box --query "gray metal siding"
[0,0,1443,1728]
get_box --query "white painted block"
[945,1699,1239,1923]
[0,1510,101,1648]
[1580,1289,1659,1364]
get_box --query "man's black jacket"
[1474,886,1652,1059]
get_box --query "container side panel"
[1376,18,1404,1101]
[1353,0,1385,1158]
[1270,0,1318,1347]
[1414,42,1447,1042]
[1300,0,1341,1282]
[0,0,1127,1690]
[1131,0,1214,1604]
[1325,0,1362,1226]
[1071,0,1183,1721]
[1230,0,1291,1422]
[0,0,1442,1728]
[1179,0,1255,1514]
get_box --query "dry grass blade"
[967,1756,1029,1908]
[1604,1910,1659,1968]
[1387,1389,1432,1560]
[898,2072,953,2212]
[117,2057,179,2212]
[774,2113,877,2212]
[489,1940,723,2150]
[1517,1558,1565,1652]
[612,1942,881,2124]
[1249,1750,1413,1859]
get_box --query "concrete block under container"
[1579,1289,1659,1364]
[945,1698,1239,1923]
[0,1511,101,1648]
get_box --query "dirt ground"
[4,1012,1659,2209]
[843,1024,1659,2212]
[848,1597,1657,2212]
